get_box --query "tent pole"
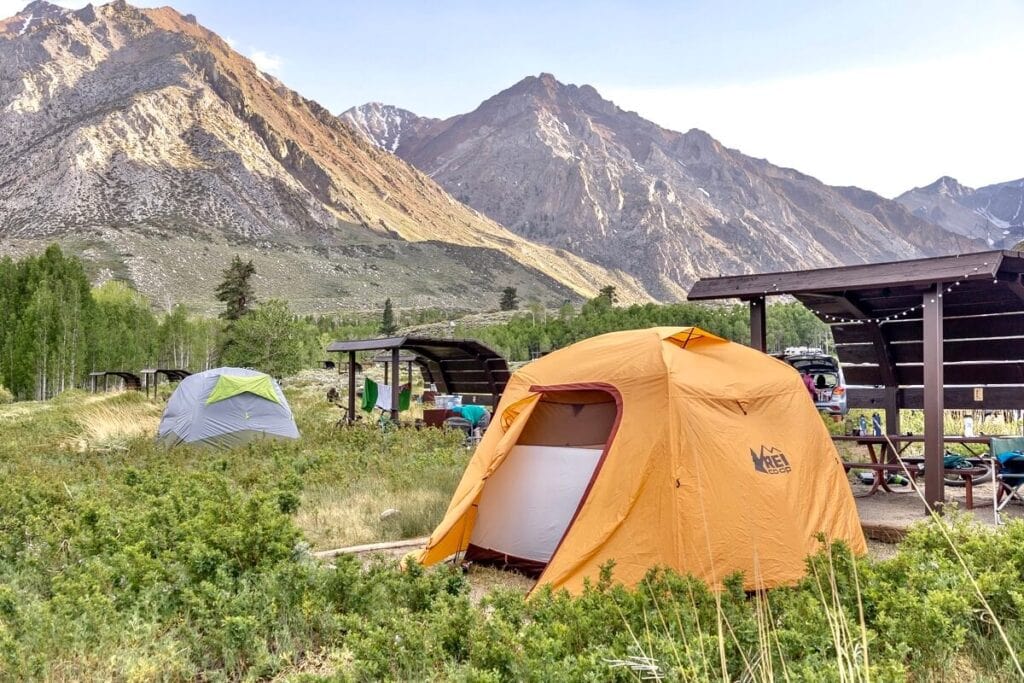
[923,282,945,511]
[347,351,356,423]
[749,296,767,352]
[391,348,400,422]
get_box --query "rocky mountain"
[896,176,1024,248]
[343,74,979,299]
[0,3,650,311]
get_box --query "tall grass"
[69,400,162,451]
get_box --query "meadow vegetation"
[1,388,1024,680]
[5,246,1024,679]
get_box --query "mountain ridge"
[896,176,1024,247]
[343,73,983,297]
[0,2,651,310]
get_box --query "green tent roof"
[206,373,281,405]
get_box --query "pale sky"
[3,0,1022,197]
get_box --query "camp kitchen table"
[833,435,992,508]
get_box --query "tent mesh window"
[517,390,616,448]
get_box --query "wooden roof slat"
[831,312,1024,343]
[838,338,1024,365]
[849,386,1024,410]
[844,362,1024,387]
[688,251,1012,300]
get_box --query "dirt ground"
[854,478,1024,528]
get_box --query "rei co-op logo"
[751,445,792,475]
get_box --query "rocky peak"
[339,102,436,155]
[0,5,650,309]
[921,175,971,198]
[343,73,979,298]
[1,0,69,35]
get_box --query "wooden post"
[390,348,400,422]
[923,283,945,511]
[749,296,767,352]
[347,351,356,423]
[383,361,389,385]
[885,385,900,434]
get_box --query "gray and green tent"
[157,367,299,448]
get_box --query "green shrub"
[3,391,1024,680]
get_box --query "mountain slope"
[896,176,1024,247]
[344,74,979,298]
[0,3,650,310]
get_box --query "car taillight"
[832,386,845,396]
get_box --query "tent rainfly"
[419,327,866,594]
[157,367,299,449]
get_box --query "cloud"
[600,45,1024,197]
[223,35,237,49]
[249,49,283,76]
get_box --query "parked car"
[775,348,848,416]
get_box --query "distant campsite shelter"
[89,371,143,393]
[326,336,511,422]
[140,368,192,398]
[688,250,1024,509]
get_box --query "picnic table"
[833,435,993,508]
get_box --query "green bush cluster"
[3,387,1024,680]
[2,438,1024,679]
[464,298,829,362]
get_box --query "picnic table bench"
[833,435,993,509]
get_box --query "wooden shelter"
[689,250,1024,509]
[372,351,419,388]
[140,369,192,398]
[326,336,510,422]
[88,371,143,393]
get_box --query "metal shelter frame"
[88,371,143,393]
[326,336,511,422]
[139,369,192,398]
[372,351,419,388]
[689,250,1024,509]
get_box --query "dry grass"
[67,399,162,451]
[297,482,457,550]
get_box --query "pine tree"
[598,285,618,305]
[379,298,398,336]
[499,286,519,311]
[215,256,256,321]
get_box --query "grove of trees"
[0,247,324,400]
[0,245,833,400]
[462,294,830,362]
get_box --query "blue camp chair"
[996,451,1024,522]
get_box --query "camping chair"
[991,437,1024,524]
[995,451,1024,524]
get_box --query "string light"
[803,280,970,325]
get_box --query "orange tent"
[419,327,865,594]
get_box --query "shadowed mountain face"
[344,74,981,299]
[896,176,1024,248]
[0,3,651,310]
